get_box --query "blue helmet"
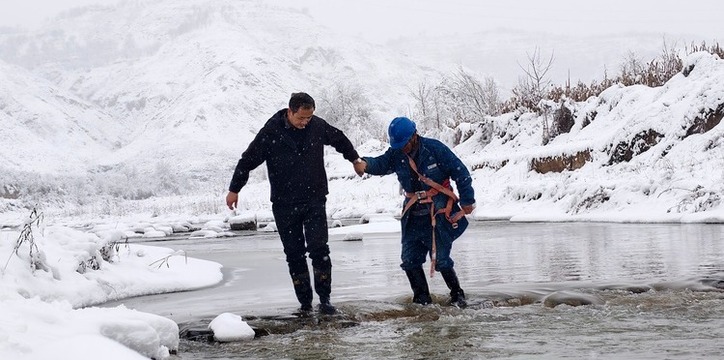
[388,117,416,149]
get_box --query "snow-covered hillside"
[0,0,722,223]
[0,0,436,184]
[459,52,724,222]
[0,60,123,173]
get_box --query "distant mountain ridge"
[0,0,435,180]
[0,59,123,173]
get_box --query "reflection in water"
[108,222,724,359]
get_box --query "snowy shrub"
[581,110,597,128]
[657,158,676,182]
[316,81,381,147]
[410,80,434,117]
[504,48,554,113]
[410,68,501,135]
[668,186,722,213]
[602,45,680,88]
[471,159,508,171]
[73,228,127,273]
[687,41,724,59]
[453,121,495,147]
[705,134,724,151]
[607,130,664,165]
[507,185,542,202]
[76,255,101,273]
[571,187,611,214]
[98,236,127,263]
[2,208,50,274]
[149,250,187,269]
[551,105,575,138]
[685,103,724,137]
[448,67,502,119]
[507,41,722,113]
[548,77,616,104]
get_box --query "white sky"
[2,0,722,42]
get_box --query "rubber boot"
[440,268,467,308]
[313,268,336,315]
[291,270,313,313]
[405,267,432,305]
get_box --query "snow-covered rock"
[208,313,255,342]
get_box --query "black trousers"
[272,198,331,276]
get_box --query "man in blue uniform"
[354,117,475,307]
[226,92,363,314]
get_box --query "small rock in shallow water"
[343,232,363,241]
[542,291,604,308]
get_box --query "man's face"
[287,107,314,129]
[402,134,416,154]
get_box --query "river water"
[106,221,724,359]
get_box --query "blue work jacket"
[363,136,475,241]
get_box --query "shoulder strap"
[406,154,458,201]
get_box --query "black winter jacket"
[229,109,359,204]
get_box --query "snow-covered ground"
[0,207,401,359]
[0,212,223,359]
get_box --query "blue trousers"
[400,213,454,272]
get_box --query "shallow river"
[107,221,724,359]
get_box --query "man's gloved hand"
[461,203,476,215]
[226,191,239,210]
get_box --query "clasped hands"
[353,158,366,176]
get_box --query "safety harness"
[402,154,465,277]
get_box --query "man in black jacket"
[226,92,363,315]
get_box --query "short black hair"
[289,92,315,112]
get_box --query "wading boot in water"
[440,268,467,308]
[313,268,337,315]
[405,267,432,305]
[291,271,313,313]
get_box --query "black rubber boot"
[405,267,432,305]
[291,270,313,313]
[313,268,337,315]
[440,268,467,308]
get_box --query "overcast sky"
[2,0,722,43]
